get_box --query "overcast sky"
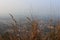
[0,0,60,18]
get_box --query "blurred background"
[0,0,60,18]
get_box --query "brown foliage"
[0,14,60,40]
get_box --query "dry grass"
[0,14,60,40]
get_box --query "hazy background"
[0,0,60,34]
[0,0,60,18]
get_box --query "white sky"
[0,0,60,18]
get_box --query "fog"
[0,0,60,18]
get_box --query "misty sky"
[0,0,60,18]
